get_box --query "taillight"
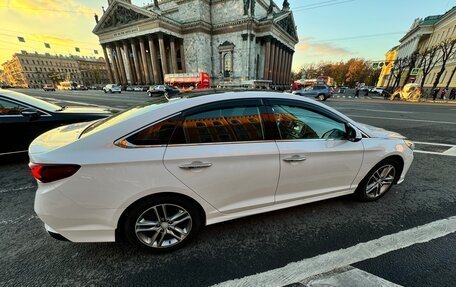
[29,163,80,183]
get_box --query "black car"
[0,89,112,157]
[147,85,180,97]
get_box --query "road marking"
[414,141,455,147]
[347,114,456,125]
[0,150,28,156]
[414,150,456,157]
[213,216,456,287]
[0,215,39,225]
[339,108,414,114]
[300,266,401,287]
[443,146,456,155]
[0,185,35,194]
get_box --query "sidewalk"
[332,94,456,104]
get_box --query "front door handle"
[178,161,213,169]
[283,155,307,162]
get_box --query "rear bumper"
[34,182,118,243]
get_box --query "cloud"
[296,36,351,56]
[10,0,96,16]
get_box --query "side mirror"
[21,108,40,121]
[345,123,362,142]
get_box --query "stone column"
[263,38,271,80]
[276,46,284,84]
[158,33,169,77]
[179,39,186,72]
[268,40,276,81]
[283,50,290,84]
[272,43,280,84]
[122,41,133,84]
[115,43,127,84]
[148,36,160,84]
[107,45,120,84]
[288,51,295,83]
[139,37,151,84]
[131,40,142,84]
[170,37,178,73]
[102,44,114,83]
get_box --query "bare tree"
[390,57,410,90]
[416,46,439,90]
[432,38,456,90]
[403,51,419,85]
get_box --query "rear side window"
[170,106,265,144]
[125,115,180,146]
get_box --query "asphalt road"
[1,89,455,286]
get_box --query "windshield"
[80,99,171,138]
[2,90,62,111]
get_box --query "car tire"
[123,195,203,253]
[318,94,326,101]
[355,158,400,202]
[104,90,107,93]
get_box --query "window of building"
[270,104,346,140]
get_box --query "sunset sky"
[0,0,454,71]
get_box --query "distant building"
[92,0,298,87]
[1,52,110,88]
[392,6,456,88]
[377,46,398,87]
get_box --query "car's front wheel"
[356,158,400,201]
[318,94,326,101]
[123,195,203,253]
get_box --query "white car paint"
[30,92,414,243]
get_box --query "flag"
[44,43,51,49]
[17,36,25,42]
[94,49,99,54]
[75,47,80,52]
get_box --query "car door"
[0,97,53,154]
[265,99,364,203]
[163,99,280,214]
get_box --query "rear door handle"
[283,155,307,162]
[178,161,213,169]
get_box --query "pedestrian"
[364,88,369,97]
[355,87,360,98]
[450,88,456,100]
[432,87,440,101]
[440,88,448,100]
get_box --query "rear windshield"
[80,99,170,138]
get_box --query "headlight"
[404,139,414,150]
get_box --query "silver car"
[293,85,333,101]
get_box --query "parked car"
[43,84,55,92]
[371,87,385,94]
[133,86,143,92]
[292,84,333,101]
[147,85,180,97]
[126,86,135,92]
[29,91,414,253]
[76,85,88,91]
[103,84,122,93]
[338,86,348,93]
[0,89,111,157]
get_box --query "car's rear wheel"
[318,94,326,101]
[356,158,399,201]
[123,195,202,253]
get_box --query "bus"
[164,72,210,90]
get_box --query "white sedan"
[30,92,414,253]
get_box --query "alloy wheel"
[135,204,192,248]
[318,94,325,101]
[365,164,396,199]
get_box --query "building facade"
[376,46,398,87]
[92,0,298,87]
[1,52,110,88]
[390,6,456,89]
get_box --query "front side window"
[170,106,265,144]
[0,98,27,116]
[271,104,346,140]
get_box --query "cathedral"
[93,0,298,87]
